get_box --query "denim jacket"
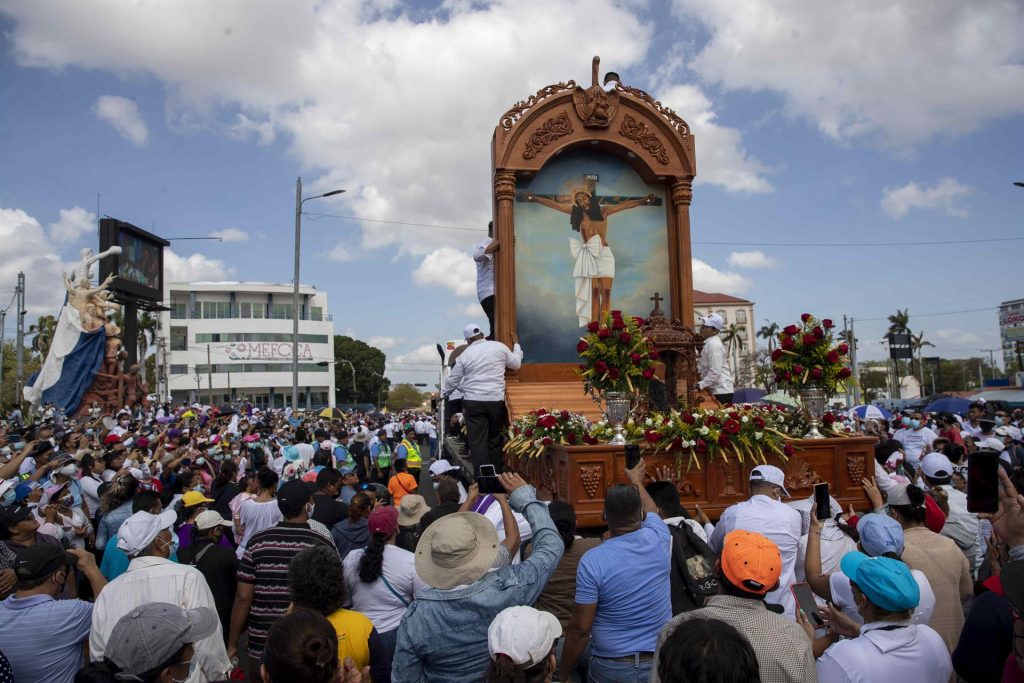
[391,485,563,683]
[95,500,133,548]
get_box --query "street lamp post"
[316,359,356,400]
[293,178,344,411]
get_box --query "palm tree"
[29,315,57,360]
[137,312,157,360]
[757,321,780,352]
[887,308,910,333]
[721,323,746,382]
[910,330,935,394]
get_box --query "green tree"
[859,369,890,402]
[29,315,57,360]
[757,321,779,352]
[144,354,156,391]
[720,323,746,383]
[333,335,391,405]
[387,383,427,411]
[887,309,910,333]
[0,339,42,410]
[909,330,935,389]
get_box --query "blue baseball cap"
[857,513,904,557]
[339,465,357,477]
[14,482,36,502]
[840,551,919,612]
[282,445,301,462]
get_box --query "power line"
[852,306,997,322]
[302,211,1022,247]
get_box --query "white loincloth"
[569,235,615,327]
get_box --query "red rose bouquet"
[577,311,658,396]
[505,408,595,458]
[772,314,851,397]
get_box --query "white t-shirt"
[343,544,429,633]
[473,237,495,301]
[828,568,935,626]
[893,427,938,468]
[236,498,283,558]
[293,443,316,467]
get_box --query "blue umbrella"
[732,388,767,403]
[850,405,892,420]
[924,397,971,416]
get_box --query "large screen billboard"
[98,218,170,303]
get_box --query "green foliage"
[333,335,390,405]
[387,383,426,411]
[0,340,40,409]
[29,315,57,359]
[577,310,657,396]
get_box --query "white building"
[157,282,336,409]
[1000,298,1024,374]
[693,290,757,384]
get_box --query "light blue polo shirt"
[0,593,92,683]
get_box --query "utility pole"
[15,272,25,409]
[978,358,984,389]
[981,348,998,379]
[194,368,202,403]
[847,317,861,405]
[206,344,213,406]
[227,368,231,399]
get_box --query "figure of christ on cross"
[523,185,656,325]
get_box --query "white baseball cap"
[195,510,233,532]
[487,606,562,668]
[117,509,177,556]
[463,323,483,340]
[429,459,457,476]
[921,452,953,480]
[749,465,789,497]
[698,313,725,331]
[977,437,1006,451]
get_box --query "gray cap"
[106,602,218,676]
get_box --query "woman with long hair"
[209,460,239,521]
[289,546,391,682]
[94,474,138,548]
[343,504,427,667]
[331,492,373,560]
[887,483,971,655]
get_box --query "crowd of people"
[0,398,1021,682]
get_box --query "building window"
[200,301,231,319]
[169,364,188,376]
[170,302,188,319]
[736,310,746,323]
[193,333,329,344]
[270,303,294,320]
[310,306,323,321]
[239,302,266,319]
[716,310,727,323]
[170,327,188,351]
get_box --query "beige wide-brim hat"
[415,512,500,590]
[398,494,429,526]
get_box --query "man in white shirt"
[90,510,231,682]
[893,411,938,469]
[443,323,522,474]
[473,223,499,340]
[921,452,979,570]
[709,465,802,618]
[696,313,734,404]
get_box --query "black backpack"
[667,520,719,615]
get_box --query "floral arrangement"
[781,410,853,439]
[771,313,852,396]
[577,310,658,396]
[505,408,596,458]
[641,404,794,470]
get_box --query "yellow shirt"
[326,608,374,671]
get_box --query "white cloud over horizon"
[727,250,777,269]
[48,206,96,243]
[93,95,149,146]
[164,249,235,282]
[412,248,477,298]
[881,178,970,219]
[692,258,751,294]
[209,227,248,242]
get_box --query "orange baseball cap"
[720,530,781,596]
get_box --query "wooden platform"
[505,377,603,421]
[508,437,875,528]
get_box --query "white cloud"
[164,249,234,282]
[391,344,441,366]
[412,248,477,297]
[327,240,359,262]
[658,84,772,193]
[48,206,96,243]
[933,328,982,345]
[367,335,396,350]
[672,0,1024,148]
[93,95,149,146]
[0,0,652,255]
[692,258,751,294]
[448,301,484,318]
[227,113,275,145]
[726,250,776,269]
[209,227,248,242]
[881,178,970,219]
[0,207,70,313]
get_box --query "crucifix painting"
[514,149,671,363]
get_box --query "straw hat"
[398,495,429,526]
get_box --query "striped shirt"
[0,594,92,683]
[237,521,336,657]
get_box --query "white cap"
[429,459,457,476]
[117,509,177,557]
[194,510,233,532]
[487,606,562,668]
[995,425,1016,438]
[698,313,725,331]
[749,465,789,497]
[921,452,954,479]
[977,437,1006,451]
[319,440,334,451]
[463,323,483,340]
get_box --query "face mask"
[48,437,56,446]
[208,447,222,456]
[192,485,204,493]
[900,417,910,427]
[59,464,78,476]
[170,656,198,683]
[13,442,25,450]
[1,447,10,457]
[85,429,93,436]
[305,502,314,518]
[195,457,206,466]
[432,481,441,491]
[232,450,239,457]
[1,491,14,506]
[910,419,921,429]
[996,416,1006,426]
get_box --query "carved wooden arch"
[490,57,698,377]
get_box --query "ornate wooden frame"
[491,57,697,382]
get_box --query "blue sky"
[0,0,1021,387]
